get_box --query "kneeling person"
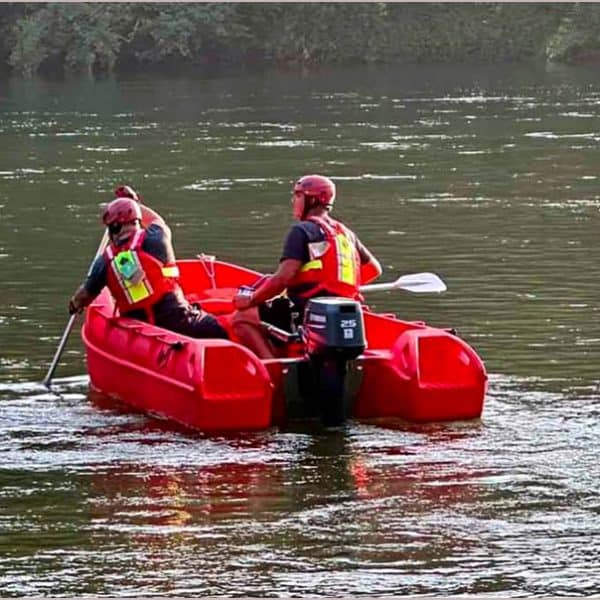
[69,187,228,340]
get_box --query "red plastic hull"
[82,258,487,431]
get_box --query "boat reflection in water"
[89,392,482,529]
[83,390,495,594]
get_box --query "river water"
[0,63,599,596]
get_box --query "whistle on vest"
[114,250,143,284]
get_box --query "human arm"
[142,223,175,263]
[67,255,107,314]
[114,184,165,229]
[233,258,302,310]
[68,285,95,314]
[356,238,382,284]
[233,224,307,310]
[113,184,161,227]
[140,204,166,229]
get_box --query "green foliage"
[546,4,600,61]
[8,11,48,76]
[385,3,561,63]
[129,4,247,63]
[2,3,600,77]
[51,4,129,74]
[7,3,132,76]
[0,4,27,69]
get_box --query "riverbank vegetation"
[2,3,600,77]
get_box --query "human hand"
[68,296,82,315]
[68,286,92,315]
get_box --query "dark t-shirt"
[84,223,174,296]
[281,220,370,264]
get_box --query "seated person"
[68,185,228,340]
[232,174,381,358]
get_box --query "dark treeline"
[1,3,599,77]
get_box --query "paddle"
[260,272,446,340]
[42,230,109,388]
[360,272,447,294]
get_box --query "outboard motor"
[304,297,366,358]
[302,297,366,426]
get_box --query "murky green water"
[1,63,599,596]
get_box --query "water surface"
[0,63,598,596]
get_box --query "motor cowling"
[303,297,366,360]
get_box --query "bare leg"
[231,307,278,359]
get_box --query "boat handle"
[109,320,187,348]
[156,337,187,349]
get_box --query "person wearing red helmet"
[68,185,228,339]
[232,174,382,358]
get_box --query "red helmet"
[293,175,336,207]
[113,185,140,202]
[102,197,142,226]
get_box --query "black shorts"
[172,311,229,340]
[154,293,229,340]
[259,291,345,332]
[258,296,303,333]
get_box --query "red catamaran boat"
[81,256,487,432]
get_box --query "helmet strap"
[301,195,316,220]
[303,195,332,219]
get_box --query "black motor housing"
[303,297,366,359]
[299,298,366,427]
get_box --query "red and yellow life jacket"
[104,229,180,322]
[288,216,361,299]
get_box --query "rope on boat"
[197,253,217,289]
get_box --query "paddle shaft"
[42,230,109,387]
[42,314,77,387]
[360,272,447,294]
[360,281,404,292]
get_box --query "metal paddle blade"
[360,272,447,294]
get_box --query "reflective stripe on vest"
[313,217,358,287]
[106,230,153,305]
[288,216,361,299]
[104,228,181,323]
[334,229,357,286]
[161,265,180,278]
[300,259,323,272]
